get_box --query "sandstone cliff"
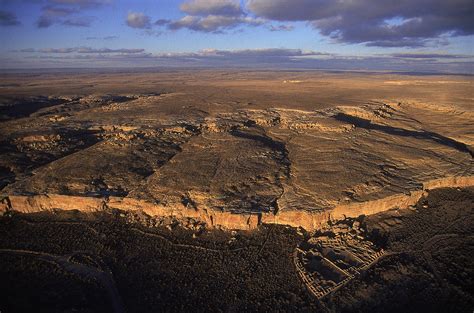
[3,175,473,231]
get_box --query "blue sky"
[0,0,473,72]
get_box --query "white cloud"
[126,12,151,29]
[168,14,263,32]
[180,0,242,16]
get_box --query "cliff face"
[3,175,473,231]
[6,194,104,213]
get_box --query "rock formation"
[1,71,472,231]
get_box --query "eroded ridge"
[294,220,385,299]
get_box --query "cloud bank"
[246,0,474,47]
[129,0,264,33]
[35,0,110,28]
[9,47,472,74]
[18,47,145,54]
[122,0,473,46]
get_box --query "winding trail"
[129,227,247,253]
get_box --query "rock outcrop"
[3,175,473,231]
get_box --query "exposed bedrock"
[2,176,473,231]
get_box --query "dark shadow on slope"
[0,128,102,190]
[0,96,69,121]
[0,94,140,122]
[0,165,15,190]
[334,113,473,158]
[230,128,286,152]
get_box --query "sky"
[0,0,473,72]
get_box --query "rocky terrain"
[1,71,473,230]
[0,70,472,311]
